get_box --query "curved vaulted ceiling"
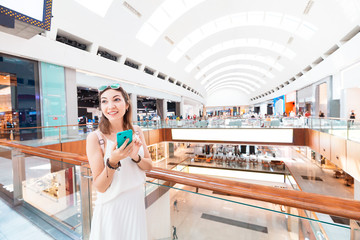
[132,0,360,102]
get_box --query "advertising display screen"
[0,0,53,30]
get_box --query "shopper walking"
[172,226,178,240]
[86,83,153,240]
[173,199,178,212]
[350,110,356,125]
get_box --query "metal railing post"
[11,148,26,206]
[350,220,360,240]
[80,164,93,240]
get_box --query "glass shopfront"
[0,54,41,140]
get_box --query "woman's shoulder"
[86,130,105,143]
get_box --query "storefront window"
[0,54,40,140]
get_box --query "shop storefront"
[0,54,41,140]
[273,95,285,116]
[285,91,296,116]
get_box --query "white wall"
[260,103,268,116]
[206,88,249,107]
[341,88,360,118]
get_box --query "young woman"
[86,83,152,240]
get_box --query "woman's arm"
[133,126,153,170]
[86,132,116,193]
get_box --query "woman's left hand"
[129,135,142,159]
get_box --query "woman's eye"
[114,98,121,102]
[101,100,107,104]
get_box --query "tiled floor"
[0,197,53,240]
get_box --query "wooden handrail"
[0,139,87,165]
[1,139,359,221]
[147,167,360,221]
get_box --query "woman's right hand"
[109,139,134,165]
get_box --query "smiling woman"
[86,84,152,239]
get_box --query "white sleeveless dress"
[89,138,147,240]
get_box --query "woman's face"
[100,89,128,121]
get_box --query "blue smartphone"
[116,129,133,148]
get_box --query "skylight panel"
[248,12,265,25]
[75,0,113,17]
[271,43,285,53]
[207,85,251,95]
[281,15,300,33]
[264,12,283,26]
[187,30,204,43]
[234,38,247,45]
[205,82,255,92]
[183,0,204,8]
[230,13,247,25]
[168,47,184,62]
[206,78,261,89]
[207,82,256,92]
[148,8,172,32]
[136,23,159,46]
[206,73,265,85]
[162,0,187,19]
[245,38,258,46]
[201,22,218,36]
[177,38,193,51]
[296,22,317,40]
[136,0,204,46]
[215,16,232,29]
[258,39,272,49]
[283,48,296,59]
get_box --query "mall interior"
[0,0,360,239]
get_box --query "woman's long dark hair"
[98,86,134,135]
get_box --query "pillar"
[156,99,167,121]
[130,93,137,122]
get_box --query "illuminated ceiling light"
[75,0,114,17]
[200,64,273,85]
[195,54,283,79]
[185,38,295,72]
[207,85,251,95]
[205,78,261,90]
[168,12,317,62]
[205,73,266,85]
[136,0,205,46]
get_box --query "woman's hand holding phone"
[129,136,143,160]
[109,138,133,165]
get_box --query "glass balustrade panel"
[144,180,353,240]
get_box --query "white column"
[180,97,184,118]
[64,68,79,136]
[139,64,145,72]
[163,99,168,120]
[88,43,99,55]
[130,93,137,122]
[44,26,57,40]
[118,55,126,64]
[154,70,159,77]
[65,68,78,126]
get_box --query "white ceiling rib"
[195,54,284,80]
[167,12,317,63]
[185,38,295,73]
